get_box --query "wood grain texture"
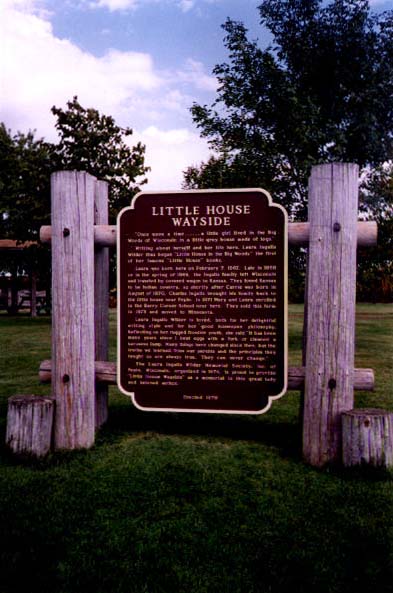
[6,395,54,458]
[94,180,109,428]
[299,250,310,423]
[303,163,359,467]
[342,409,393,467]
[40,221,377,248]
[39,360,375,391]
[51,171,96,450]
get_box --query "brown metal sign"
[117,189,287,414]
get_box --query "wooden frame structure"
[35,164,377,465]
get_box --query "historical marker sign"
[117,189,287,414]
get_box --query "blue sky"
[50,1,263,68]
[1,0,392,189]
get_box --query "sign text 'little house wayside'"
[117,189,287,414]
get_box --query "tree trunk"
[8,272,19,315]
[31,270,37,317]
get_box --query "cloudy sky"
[0,0,264,189]
[1,0,392,190]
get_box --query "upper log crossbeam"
[39,221,377,248]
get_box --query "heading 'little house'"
[151,204,252,227]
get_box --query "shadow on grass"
[0,402,303,473]
[328,461,393,483]
[4,400,393,485]
[97,400,303,461]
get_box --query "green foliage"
[1,98,149,297]
[0,124,53,282]
[0,124,53,242]
[358,164,393,301]
[188,1,393,214]
[51,97,149,221]
[258,0,393,166]
[186,0,393,300]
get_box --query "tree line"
[0,97,148,307]
[184,0,393,301]
[1,0,392,303]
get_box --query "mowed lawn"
[0,304,392,593]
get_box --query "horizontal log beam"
[39,360,375,392]
[40,220,377,248]
[40,225,116,247]
[0,239,35,251]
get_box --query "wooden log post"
[342,409,393,468]
[6,395,55,458]
[51,171,96,450]
[94,180,109,428]
[303,163,359,466]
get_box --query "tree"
[51,96,149,221]
[0,124,53,242]
[186,0,393,221]
[0,124,53,314]
[358,163,393,301]
[185,0,393,300]
[0,97,150,311]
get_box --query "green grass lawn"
[0,304,392,593]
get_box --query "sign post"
[118,189,287,414]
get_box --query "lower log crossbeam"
[39,360,375,392]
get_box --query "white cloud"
[136,126,211,189]
[1,0,52,18]
[2,0,40,11]
[0,0,213,189]
[179,0,194,12]
[89,0,138,10]
[177,59,217,92]
[0,2,162,134]
[85,0,221,13]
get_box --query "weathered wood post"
[94,180,109,428]
[51,171,96,449]
[342,409,393,468]
[6,395,55,458]
[303,163,359,466]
